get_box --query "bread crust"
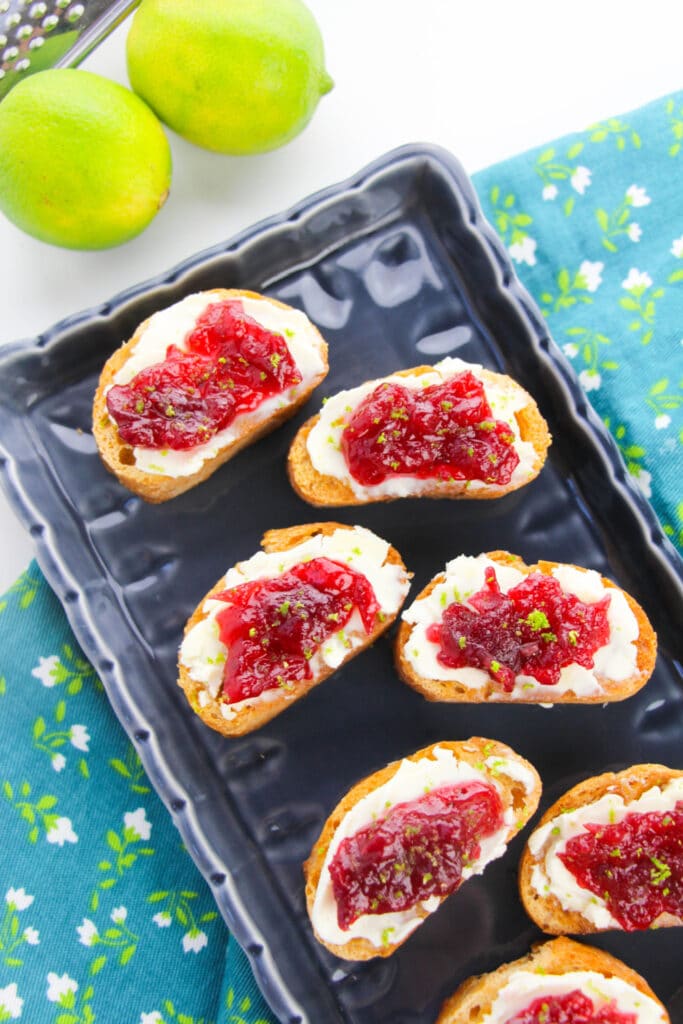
[93,289,329,502]
[519,764,683,935]
[177,521,409,737]
[436,936,669,1023]
[303,737,541,960]
[287,364,551,507]
[395,550,657,704]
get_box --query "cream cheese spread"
[482,969,667,1024]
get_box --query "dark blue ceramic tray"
[0,145,682,1024]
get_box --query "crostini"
[177,522,410,736]
[519,764,683,934]
[93,289,329,501]
[395,551,656,703]
[304,737,541,960]
[287,357,551,506]
[436,936,670,1024]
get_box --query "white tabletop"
[0,0,680,592]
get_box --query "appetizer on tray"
[178,522,410,735]
[304,737,541,959]
[396,551,656,704]
[288,357,551,506]
[94,288,329,501]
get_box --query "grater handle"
[53,0,139,69]
[0,0,140,101]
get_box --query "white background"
[0,0,681,590]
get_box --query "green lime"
[126,0,333,155]
[0,69,172,250]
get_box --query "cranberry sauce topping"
[505,990,636,1024]
[558,803,683,931]
[106,299,302,450]
[426,566,611,691]
[340,372,520,487]
[213,557,380,704]
[328,779,503,930]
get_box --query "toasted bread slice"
[395,550,656,703]
[93,289,328,502]
[304,737,541,960]
[436,936,669,1023]
[177,521,410,736]
[288,359,551,507]
[519,764,683,935]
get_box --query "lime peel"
[0,68,172,250]
[126,0,333,155]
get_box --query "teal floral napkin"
[0,568,274,1024]
[1,90,681,1024]
[475,90,683,551]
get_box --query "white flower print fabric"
[477,91,683,550]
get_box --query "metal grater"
[0,0,139,100]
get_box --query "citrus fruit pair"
[0,0,332,250]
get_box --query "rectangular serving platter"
[0,144,682,1024]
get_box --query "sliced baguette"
[519,764,683,935]
[395,550,656,704]
[288,361,551,507]
[93,289,329,502]
[304,737,541,960]
[436,936,670,1023]
[177,521,410,737]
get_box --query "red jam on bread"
[106,298,302,450]
[305,739,541,959]
[328,780,504,929]
[435,936,670,1023]
[341,372,520,486]
[426,566,611,692]
[213,557,380,702]
[179,523,410,736]
[504,990,636,1024]
[558,805,683,931]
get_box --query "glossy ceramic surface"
[0,145,681,1024]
